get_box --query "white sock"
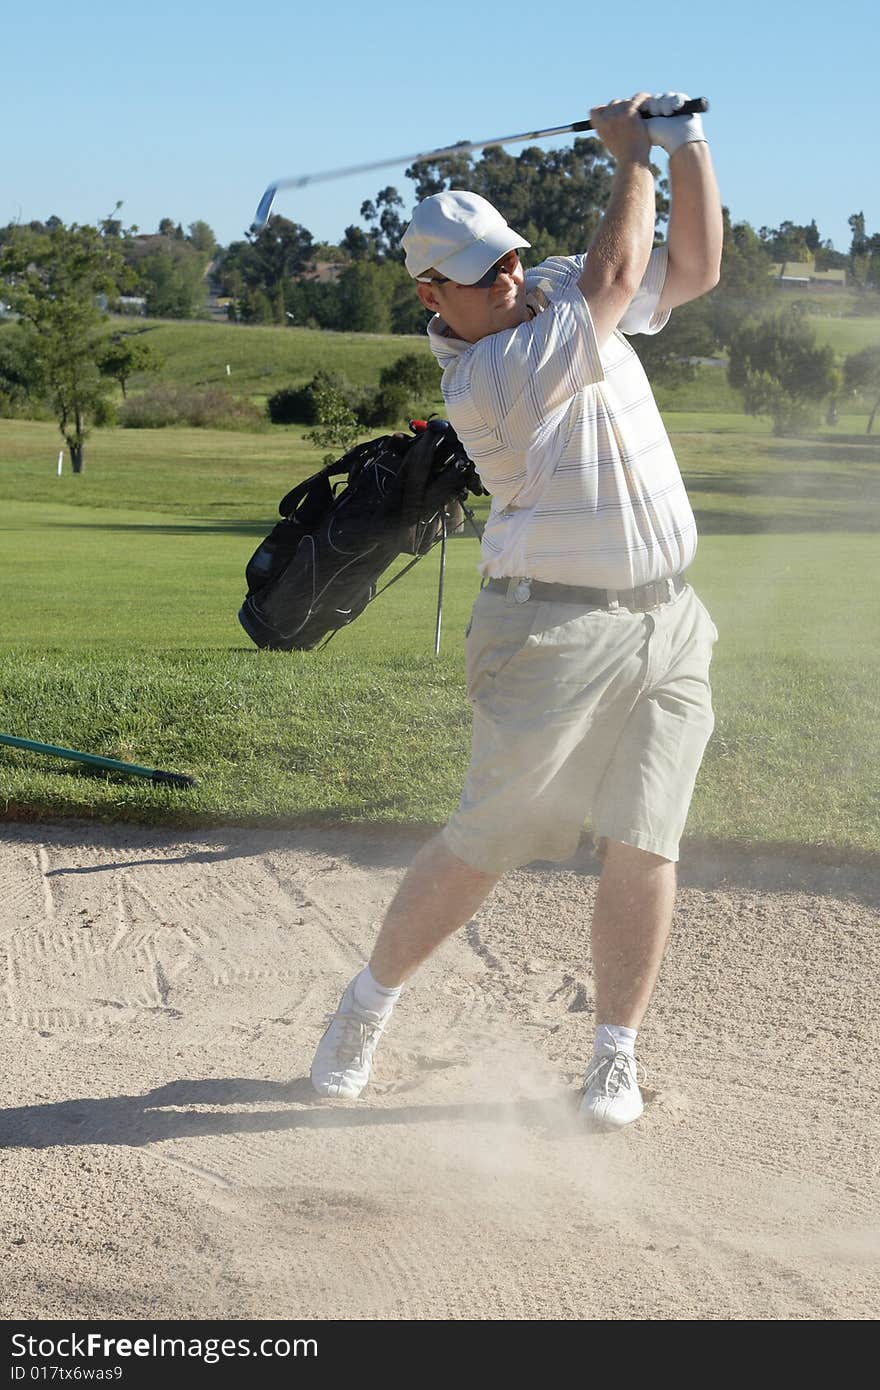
[593,1024,637,1057]
[353,965,402,1016]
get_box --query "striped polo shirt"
[427,246,698,590]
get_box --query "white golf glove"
[642,91,706,156]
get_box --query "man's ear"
[416,282,442,314]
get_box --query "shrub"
[305,374,360,464]
[378,352,440,399]
[120,383,265,430]
[266,370,354,425]
[266,385,313,425]
[355,382,414,428]
[92,396,117,427]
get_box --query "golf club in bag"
[238,418,487,653]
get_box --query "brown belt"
[485,573,687,612]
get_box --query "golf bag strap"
[277,450,367,518]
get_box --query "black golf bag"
[238,418,486,650]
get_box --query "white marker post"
[57,451,63,476]
[226,364,231,375]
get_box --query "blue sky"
[2,0,873,255]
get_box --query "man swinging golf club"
[311,91,723,1128]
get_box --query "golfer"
[311,92,723,1128]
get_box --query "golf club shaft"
[0,733,197,788]
[252,98,709,230]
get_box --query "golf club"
[251,97,709,231]
[0,732,197,788]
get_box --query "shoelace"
[328,1012,382,1068]
[583,1050,638,1098]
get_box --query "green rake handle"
[0,733,197,788]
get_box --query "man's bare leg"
[579,838,677,1126]
[309,832,500,1098]
[590,838,677,1028]
[369,833,500,986]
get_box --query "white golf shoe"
[310,979,391,1099]
[579,1050,644,1130]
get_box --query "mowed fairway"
[1,413,878,852]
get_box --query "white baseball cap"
[401,190,531,285]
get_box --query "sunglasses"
[416,249,519,290]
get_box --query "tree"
[631,293,719,387]
[405,144,473,201]
[97,332,162,397]
[0,221,126,471]
[340,225,371,261]
[358,187,407,261]
[405,138,615,264]
[846,211,880,287]
[707,211,776,348]
[814,244,849,272]
[758,219,821,263]
[187,220,217,258]
[132,241,207,318]
[220,216,313,292]
[306,373,359,464]
[636,211,777,380]
[387,261,430,334]
[337,261,392,333]
[727,307,837,435]
[843,346,880,434]
[285,275,342,330]
[0,324,45,413]
[99,201,127,240]
[849,212,867,257]
[235,286,274,324]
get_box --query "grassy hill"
[106,311,880,421]
[111,316,435,405]
[807,314,880,355]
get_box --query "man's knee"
[415,828,502,892]
[595,836,675,871]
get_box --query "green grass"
[0,649,474,828]
[110,313,880,412]
[110,316,436,404]
[0,418,329,516]
[1,416,879,853]
[807,314,880,356]
[652,369,742,413]
[3,413,877,526]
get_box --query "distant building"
[115,295,147,315]
[301,260,345,284]
[769,259,847,289]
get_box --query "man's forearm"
[581,157,656,297]
[666,142,723,288]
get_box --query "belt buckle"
[654,577,675,608]
[642,578,673,611]
[508,577,532,604]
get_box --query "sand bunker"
[1,821,877,1320]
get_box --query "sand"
[1,819,877,1321]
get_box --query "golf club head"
[251,185,278,234]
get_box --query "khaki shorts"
[442,581,717,872]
